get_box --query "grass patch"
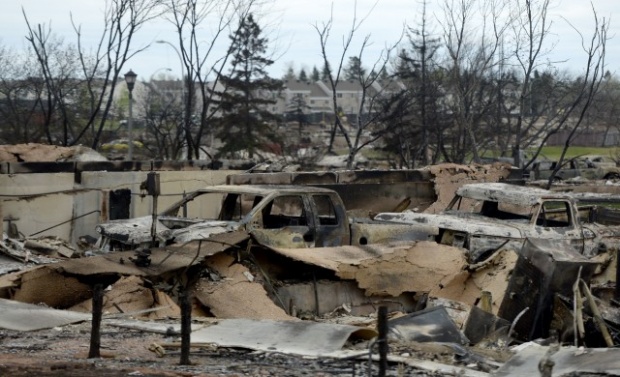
[531,146,620,161]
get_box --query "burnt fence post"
[377,306,389,377]
[88,284,104,358]
[179,287,192,365]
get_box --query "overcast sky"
[1,0,619,81]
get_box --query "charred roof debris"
[3,158,620,375]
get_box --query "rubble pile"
[1,229,620,375]
[0,143,107,162]
[424,162,513,214]
[2,166,620,375]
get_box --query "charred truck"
[375,182,620,263]
[95,185,435,252]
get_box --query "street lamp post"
[156,40,187,157]
[155,40,185,99]
[124,69,137,160]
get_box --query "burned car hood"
[95,216,241,246]
[374,212,525,239]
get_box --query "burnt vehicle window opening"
[262,195,307,229]
[312,195,338,226]
[480,200,531,221]
[220,194,262,221]
[536,201,572,228]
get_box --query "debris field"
[3,156,620,376]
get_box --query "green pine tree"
[343,56,366,81]
[213,14,283,159]
[311,66,320,81]
[299,68,308,82]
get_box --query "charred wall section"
[227,170,437,213]
[0,161,238,246]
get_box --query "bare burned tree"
[165,0,257,160]
[67,0,163,149]
[0,44,47,144]
[508,0,554,168]
[313,4,359,156]
[22,20,82,146]
[314,2,401,169]
[540,7,609,188]
[589,73,620,149]
[141,78,186,159]
[439,0,511,163]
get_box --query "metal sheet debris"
[50,230,248,278]
[0,298,89,331]
[0,236,60,266]
[0,231,248,309]
[495,342,620,376]
[388,306,469,344]
[190,318,377,357]
[104,319,211,334]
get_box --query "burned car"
[530,157,620,181]
[375,182,620,262]
[95,185,435,252]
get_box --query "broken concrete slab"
[495,342,620,376]
[0,298,90,331]
[189,318,376,357]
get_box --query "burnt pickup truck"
[375,182,620,263]
[95,185,435,251]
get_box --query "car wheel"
[605,173,620,180]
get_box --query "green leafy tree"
[214,13,283,159]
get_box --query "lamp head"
[124,69,137,91]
